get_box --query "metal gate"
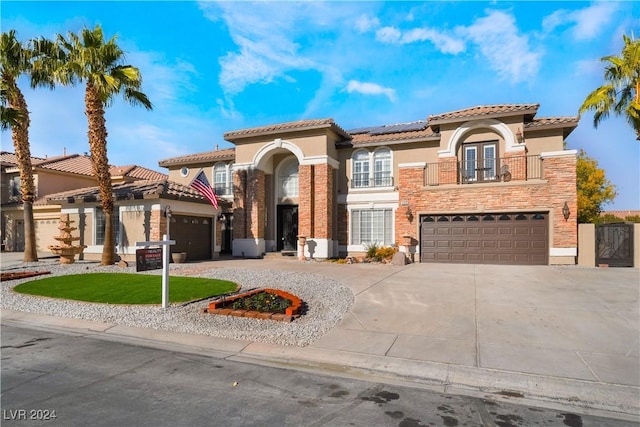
[596,223,634,267]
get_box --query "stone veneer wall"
[298,164,313,238]
[246,168,265,239]
[233,169,247,239]
[313,164,334,239]
[398,152,578,258]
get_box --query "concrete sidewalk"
[1,254,639,419]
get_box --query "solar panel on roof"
[369,121,427,135]
[347,126,382,134]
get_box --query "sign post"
[135,235,176,308]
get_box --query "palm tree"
[1,30,46,262]
[54,25,152,265]
[579,34,640,140]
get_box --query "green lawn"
[13,273,238,304]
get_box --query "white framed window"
[278,158,299,198]
[95,207,120,245]
[352,148,393,188]
[373,149,392,187]
[351,208,393,246]
[180,167,189,177]
[213,163,229,195]
[352,150,370,188]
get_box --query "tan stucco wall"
[233,131,336,167]
[36,171,96,198]
[578,223,596,266]
[524,128,566,155]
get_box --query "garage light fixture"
[406,206,413,222]
[562,202,570,221]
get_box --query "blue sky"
[1,1,639,210]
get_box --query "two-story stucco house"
[158,103,579,265]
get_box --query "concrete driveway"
[2,253,639,417]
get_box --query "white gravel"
[0,260,355,347]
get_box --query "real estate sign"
[136,248,163,272]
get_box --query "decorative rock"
[392,252,408,266]
[0,263,354,347]
[118,260,129,268]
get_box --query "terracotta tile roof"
[45,179,229,207]
[158,148,236,167]
[524,117,579,128]
[346,122,439,146]
[2,151,166,180]
[36,154,96,176]
[428,104,540,124]
[109,165,168,180]
[224,118,351,141]
[0,151,47,167]
[601,210,640,219]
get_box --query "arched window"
[373,149,392,187]
[278,158,299,198]
[213,163,228,195]
[352,150,370,188]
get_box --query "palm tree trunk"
[5,78,38,262]
[85,81,115,265]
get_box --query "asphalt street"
[2,324,637,427]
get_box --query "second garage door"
[420,212,548,265]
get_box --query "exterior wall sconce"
[163,205,172,218]
[516,128,525,144]
[406,207,413,222]
[562,202,570,221]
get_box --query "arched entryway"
[275,157,299,253]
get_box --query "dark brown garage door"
[172,215,213,261]
[420,213,548,265]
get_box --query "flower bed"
[1,271,51,282]
[204,288,303,322]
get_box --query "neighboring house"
[45,179,227,262]
[601,210,640,220]
[0,152,167,255]
[158,103,579,266]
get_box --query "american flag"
[190,170,219,209]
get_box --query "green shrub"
[364,242,381,260]
[375,246,396,261]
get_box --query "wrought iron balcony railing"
[350,175,394,189]
[424,155,543,186]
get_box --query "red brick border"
[204,288,303,322]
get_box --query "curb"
[2,309,638,421]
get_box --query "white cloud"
[464,10,541,83]
[345,80,396,102]
[375,26,402,44]
[542,3,619,41]
[401,28,465,54]
[375,25,465,54]
[201,2,324,96]
[355,14,380,33]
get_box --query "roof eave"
[429,108,540,126]
[224,123,351,142]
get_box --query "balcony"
[424,155,543,186]
[351,174,394,189]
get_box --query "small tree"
[576,149,616,223]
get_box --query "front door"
[277,205,298,252]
